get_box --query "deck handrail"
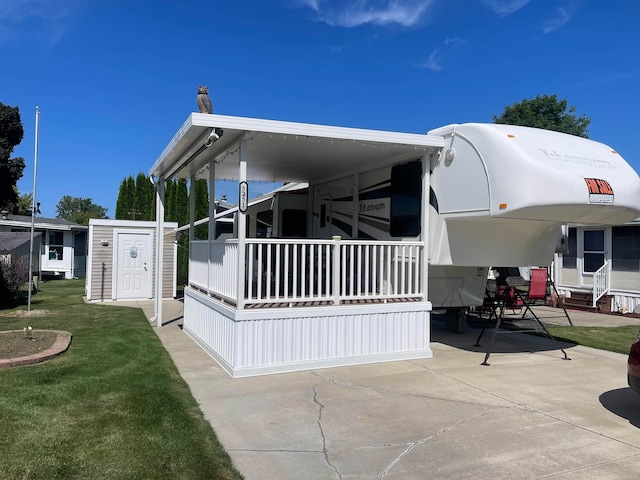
[189,237,425,307]
[592,260,610,308]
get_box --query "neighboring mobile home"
[148,113,640,377]
[85,219,178,302]
[0,232,42,277]
[553,220,640,314]
[0,212,87,279]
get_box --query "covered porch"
[149,113,444,377]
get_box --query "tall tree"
[115,175,135,220]
[56,196,109,225]
[0,103,26,212]
[174,179,189,226]
[165,179,176,222]
[171,179,190,285]
[115,173,156,220]
[134,172,155,221]
[194,179,209,239]
[493,94,591,138]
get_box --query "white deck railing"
[592,260,610,308]
[189,237,424,307]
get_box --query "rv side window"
[256,210,273,238]
[390,161,422,237]
[612,226,640,272]
[281,209,307,237]
[215,221,233,240]
[562,228,577,269]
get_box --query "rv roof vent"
[1,210,8,220]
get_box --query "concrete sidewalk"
[126,300,640,479]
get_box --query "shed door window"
[48,232,64,260]
[583,229,604,273]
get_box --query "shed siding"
[148,227,176,299]
[162,230,176,298]
[89,225,115,300]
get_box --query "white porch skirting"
[183,287,433,378]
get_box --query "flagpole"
[27,106,40,311]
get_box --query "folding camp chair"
[474,268,570,365]
[516,268,549,317]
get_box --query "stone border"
[0,330,72,368]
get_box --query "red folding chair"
[475,267,570,365]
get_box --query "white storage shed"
[85,219,178,302]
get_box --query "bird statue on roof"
[196,85,213,114]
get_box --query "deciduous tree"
[56,196,108,225]
[0,103,26,212]
[16,193,34,216]
[493,94,591,138]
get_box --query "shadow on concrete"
[431,314,576,358]
[599,388,640,428]
[162,316,184,326]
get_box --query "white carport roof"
[149,113,444,183]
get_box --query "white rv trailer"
[149,114,640,377]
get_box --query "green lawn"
[546,324,640,356]
[0,279,243,480]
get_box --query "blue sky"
[2,0,639,218]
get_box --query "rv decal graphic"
[584,178,614,204]
[360,202,386,213]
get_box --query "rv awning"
[149,114,444,183]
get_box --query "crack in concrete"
[408,360,640,452]
[313,386,342,479]
[406,359,543,409]
[535,452,640,479]
[309,369,511,409]
[309,363,640,477]
[379,435,431,479]
[379,410,498,479]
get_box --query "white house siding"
[559,268,579,286]
[556,223,640,313]
[41,230,75,278]
[610,271,640,291]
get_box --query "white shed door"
[116,233,151,299]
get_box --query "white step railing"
[592,260,610,308]
[190,237,424,307]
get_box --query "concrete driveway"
[146,301,640,479]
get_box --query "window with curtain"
[48,231,64,260]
